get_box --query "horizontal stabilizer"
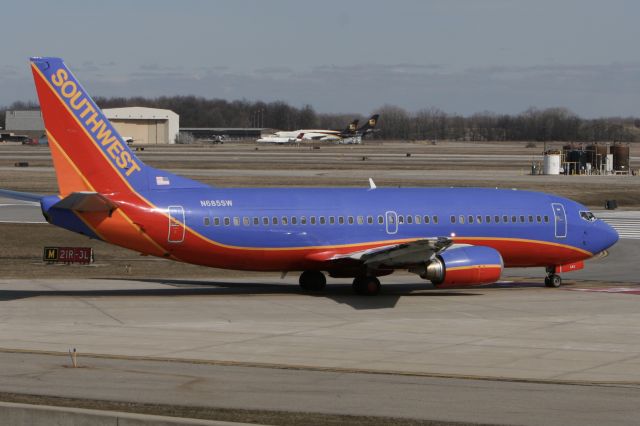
[52,192,118,213]
[0,189,44,203]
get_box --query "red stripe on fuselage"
[453,237,590,267]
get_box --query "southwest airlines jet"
[1,57,619,295]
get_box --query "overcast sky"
[2,0,639,117]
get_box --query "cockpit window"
[580,211,597,222]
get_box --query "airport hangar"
[4,107,179,145]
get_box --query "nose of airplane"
[596,220,619,251]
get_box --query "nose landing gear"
[545,267,562,288]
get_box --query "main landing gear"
[544,267,562,288]
[352,276,381,296]
[298,271,382,295]
[299,270,326,292]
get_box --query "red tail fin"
[30,57,147,196]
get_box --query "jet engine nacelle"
[423,246,503,287]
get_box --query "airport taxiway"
[1,275,640,425]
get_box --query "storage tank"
[543,151,561,175]
[566,149,588,174]
[562,143,574,160]
[612,143,630,173]
[587,143,609,173]
[605,154,614,173]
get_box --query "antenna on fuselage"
[368,178,377,190]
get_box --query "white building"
[103,107,179,145]
[5,107,179,145]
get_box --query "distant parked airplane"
[257,118,364,144]
[0,57,619,295]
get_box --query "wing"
[315,237,453,269]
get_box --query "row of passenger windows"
[202,213,550,227]
[450,214,550,224]
[203,214,441,227]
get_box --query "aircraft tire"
[299,270,326,292]
[544,274,562,288]
[352,276,381,295]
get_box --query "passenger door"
[551,203,567,238]
[168,205,186,243]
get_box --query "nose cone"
[596,220,619,251]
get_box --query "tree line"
[1,97,639,142]
[375,105,640,142]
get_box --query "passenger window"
[348,216,354,225]
[378,215,384,224]
[329,216,335,225]
[459,215,465,224]
[357,216,364,225]
[519,215,525,223]
[424,215,430,224]
[415,215,421,224]
[253,217,259,225]
[406,215,413,224]
[494,215,500,223]
[243,217,250,226]
[468,215,474,224]
[398,215,404,224]
[233,217,240,226]
[544,215,549,223]
[301,216,307,225]
[224,217,231,226]
[214,217,221,226]
[387,215,395,224]
[282,217,288,225]
[536,215,542,223]
[433,216,438,224]
[310,216,316,225]
[485,215,491,223]
[339,216,345,225]
[503,215,508,223]
[476,215,482,224]
[272,217,278,225]
[262,217,269,225]
[450,215,456,224]
[367,216,374,224]
[320,216,326,225]
[204,217,210,226]
[511,216,517,223]
[291,216,297,225]
[528,215,534,223]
